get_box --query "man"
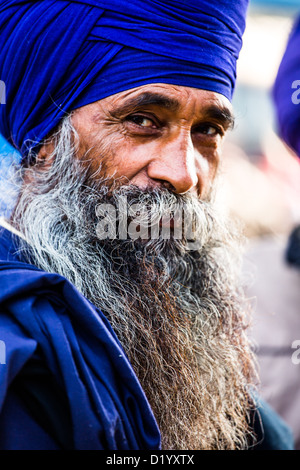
[0,0,293,450]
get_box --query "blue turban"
[0,0,249,161]
[273,16,300,158]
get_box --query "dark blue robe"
[0,227,294,450]
[0,226,161,450]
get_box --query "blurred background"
[0,0,299,449]
[222,0,300,238]
[221,0,300,450]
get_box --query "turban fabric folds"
[273,16,300,158]
[0,0,249,160]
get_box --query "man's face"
[71,83,234,198]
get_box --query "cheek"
[74,124,128,176]
[199,147,221,177]
[111,145,151,180]
[194,148,221,196]
[98,135,155,180]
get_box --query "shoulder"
[251,398,294,450]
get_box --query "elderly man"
[0,0,293,450]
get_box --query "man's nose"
[147,131,199,195]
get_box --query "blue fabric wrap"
[0,228,161,450]
[0,0,249,161]
[273,15,300,157]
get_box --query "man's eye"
[194,124,223,137]
[127,115,157,128]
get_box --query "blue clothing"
[0,0,249,160]
[273,15,300,158]
[0,227,294,450]
[0,227,161,450]
[251,398,294,450]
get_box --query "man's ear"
[35,140,56,169]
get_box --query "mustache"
[84,183,217,252]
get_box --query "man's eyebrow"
[202,104,235,130]
[108,91,235,129]
[109,92,180,116]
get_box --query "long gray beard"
[11,117,258,450]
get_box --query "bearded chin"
[11,117,258,450]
